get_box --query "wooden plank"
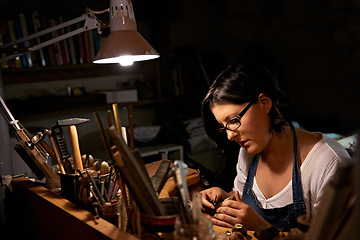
[5,177,138,240]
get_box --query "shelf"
[6,95,165,120]
[1,61,160,85]
[138,143,184,161]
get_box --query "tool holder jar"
[59,172,81,204]
[140,197,179,240]
[99,199,120,226]
[59,170,109,204]
[173,214,215,240]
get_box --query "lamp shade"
[93,0,159,65]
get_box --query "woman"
[200,60,351,231]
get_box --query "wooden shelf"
[2,61,161,85]
[7,97,165,121]
[1,59,164,120]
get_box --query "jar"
[173,214,216,240]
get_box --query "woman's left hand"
[211,191,269,230]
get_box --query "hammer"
[57,118,89,172]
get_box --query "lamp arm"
[0,13,102,63]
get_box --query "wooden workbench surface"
[145,160,202,198]
[5,177,138,240]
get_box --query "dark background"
[1,0,359,134]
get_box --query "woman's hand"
[212,191,269,230]
[200,187,232,215]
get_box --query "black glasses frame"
[218,101,254,134]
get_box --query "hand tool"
[51,124,70,161]
[81,154,94,168]
[1,173,27,186]
[100,161,110,174]
[212,195,218,206]
[112,103,122,134]
[88,155,95,167]
[85,169,106,205]
[150,159,171,193]
[100,161,110,201]
[46,130,65,174]
[110,178,120,202]
[93,160,101,171]
[111,103,128,145]
[0,96,60,189]
[127,105,135,151]
[30,129,56,161]
[109,125,167,216]
[51,124,74,174]
[191,192,202,224]
[57,118,89,172]
[174,160,191,208]
[93,111,113,161]
[107,110,114,127]
[173,160,193,224]
[64,157,75,174]
[77,170,91,209]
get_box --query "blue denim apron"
[242,124,306,231]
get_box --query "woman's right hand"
[200,187,232,215]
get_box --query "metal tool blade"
[57,118,89,126]
[150,159,171,193]
[174,160,190,208]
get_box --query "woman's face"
[211,95,273,155]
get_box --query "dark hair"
[201,60,289,150]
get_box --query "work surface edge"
[5,177,139,240]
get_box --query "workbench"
[4,177,136,240]
[3,161,202,240]
[4,178,267,240]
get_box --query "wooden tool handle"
[39,140,56,161]
[69,125,83,171]
[50,136,65,174]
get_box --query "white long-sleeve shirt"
[233,133,352,215]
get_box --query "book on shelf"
[8,20,23,68]
[75,22,86,64]
[19,13,33,67]
[65,26,77,65]
[0,20,9,69]
[49,18,62,65]
[40,15,57,66]
[55,16,70,65]
[2,9,102,68]
[1,20,13,69]
[92,29,101,54]
[31,10,49,67]
[83,30,92,63]
[14,17,28,68]
[88,29,95,62]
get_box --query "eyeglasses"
[218,101,254,135]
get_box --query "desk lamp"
[0,0,159,66]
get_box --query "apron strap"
[289,122,304,202]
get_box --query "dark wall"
[156,0,360,135]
